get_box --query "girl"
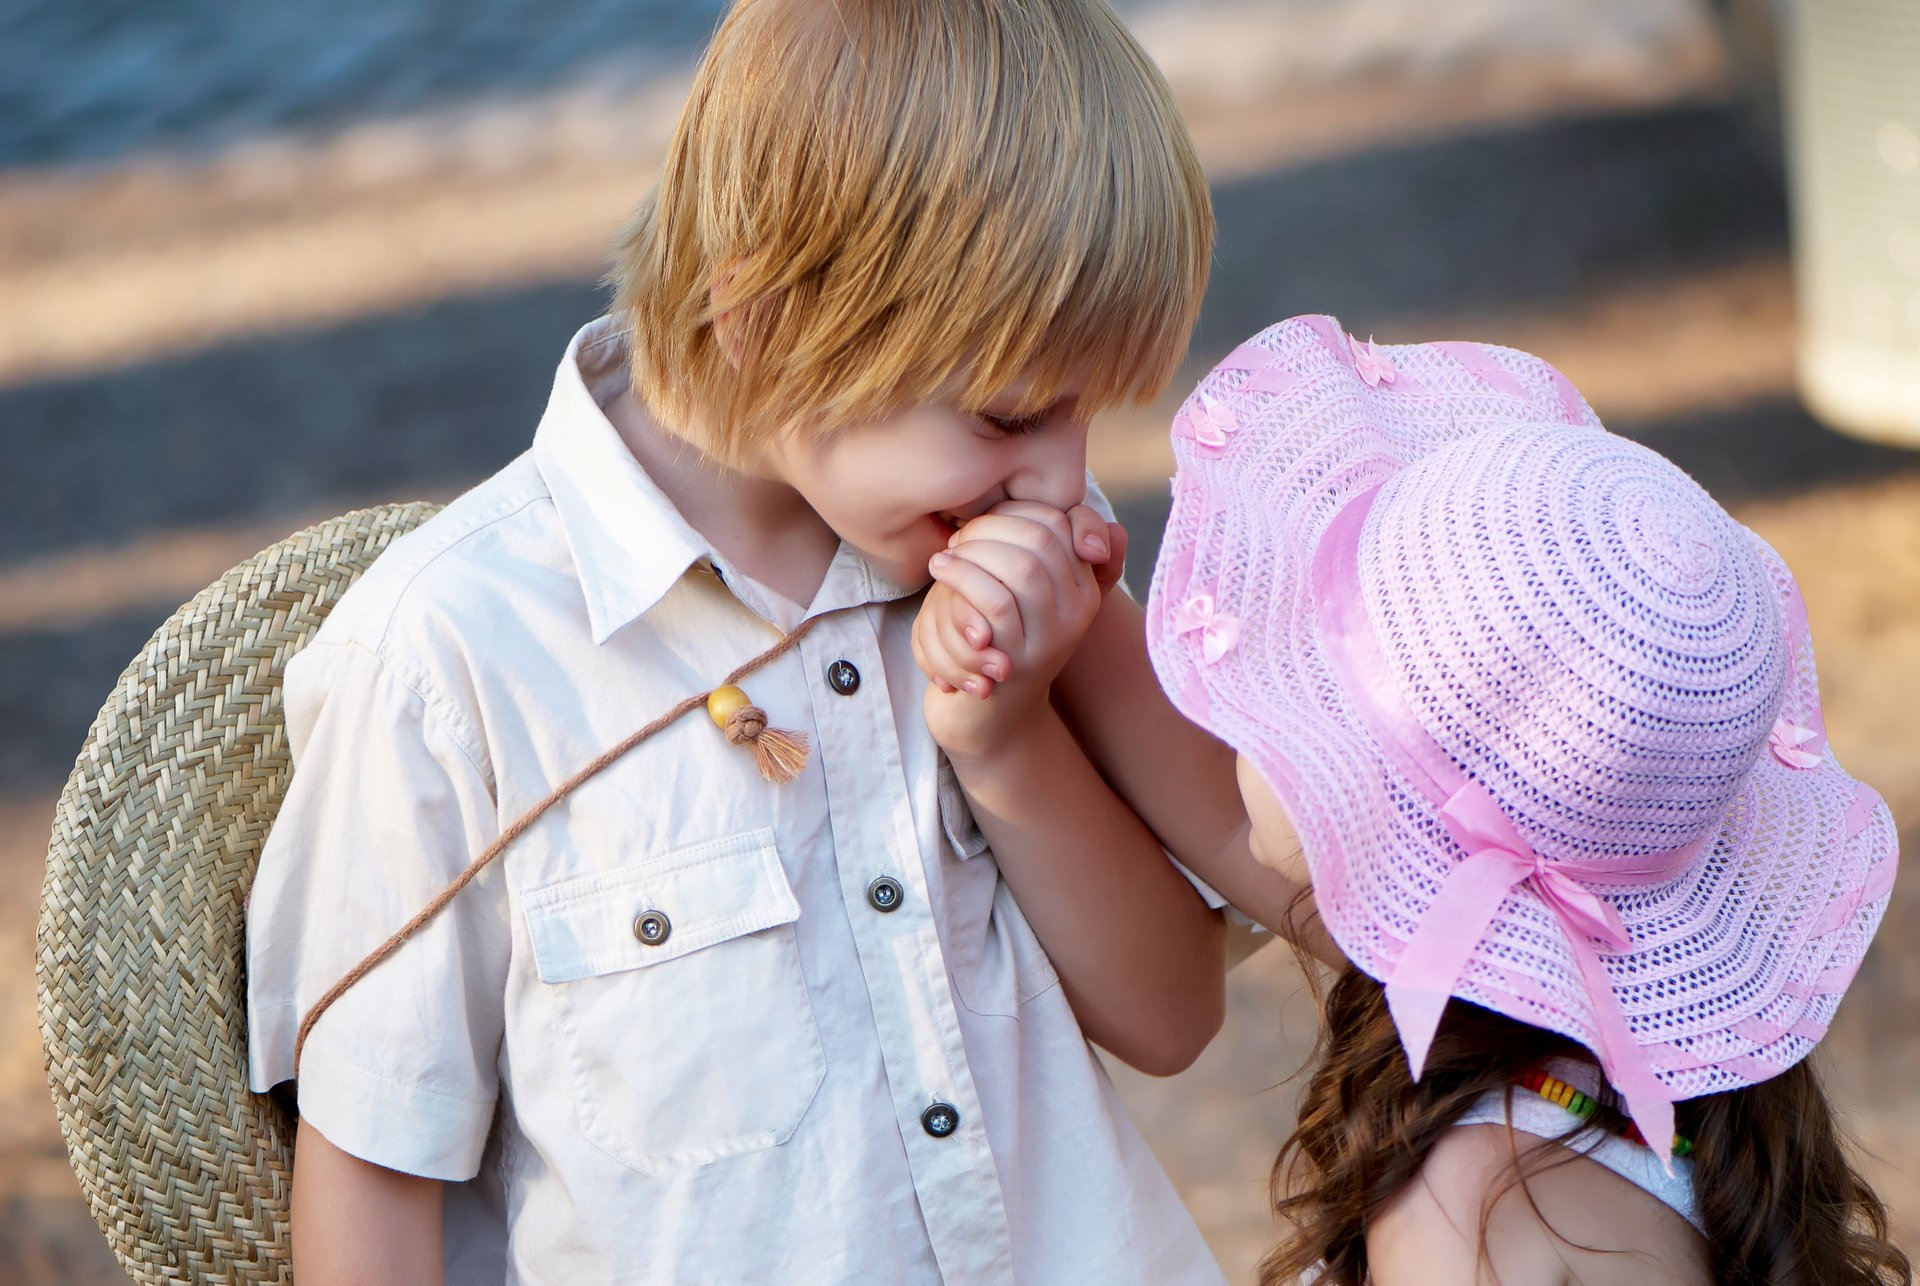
[1142,316,1910,1284]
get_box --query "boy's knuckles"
[1023,509,1075,549]
[964,513,1065,556]
[970,569,1020,613]
[994,560,1043,601]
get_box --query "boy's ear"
[709,259,769,370]
[710,291,782,371]
[712,304,750,369]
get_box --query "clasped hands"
[911,500,1125,760]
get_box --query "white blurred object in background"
[1780,0,1920,446]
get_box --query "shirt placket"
[799,604,1016,1284]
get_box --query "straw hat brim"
[36,502,440,1285]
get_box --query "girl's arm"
[940,702,1228,1075]
[291,1120,446,1286]
[930,510,1322,945]
[917,506,1226,1074]
[1054,587,1330,954]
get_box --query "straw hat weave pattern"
[36,502,439,1285]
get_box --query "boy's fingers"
[909,616,947,692]
[947,518,1083,597]
[932,596,1009,682]
[937,539,1069,630]
[929,636,993,698]
[952,509,1075,564]
[944,589,994,651]
[1091,522,1129,595]
[914,610,994,697]
[928,552,1026,655]
[1064,504,1111,564]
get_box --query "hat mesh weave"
[36,502,439,1285]
[1149,317,1897,1104]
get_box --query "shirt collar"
[533,317,924,644]
[533,317,711,644]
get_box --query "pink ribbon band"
[1432,341,1533,403]
[1311,484,1681,1166]
[1216,341,1277,372]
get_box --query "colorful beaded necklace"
[1517,1067,1695,1159]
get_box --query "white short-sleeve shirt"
[246,316,1227,1285]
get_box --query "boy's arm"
[251,641,510,1277]
[292,1121,445,1286]
[918,505,1226,1074]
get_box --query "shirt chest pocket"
[522,829,826,1177]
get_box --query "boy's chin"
[859,536,940,594]
[874,553,937,593]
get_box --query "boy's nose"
[1004,421,1090,511]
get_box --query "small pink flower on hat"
[1769,717,1824,770]
[1349,333,1397,388]
[1175,592,1240,664]
[1176,392,1238,454]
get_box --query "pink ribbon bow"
[1769,717,1824,770]
[1350,334,1398,388]
[1175,593,1240,664]
[1176,392,1238,454]
[1384,779,1678,1170]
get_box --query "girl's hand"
[911,502,1126,758]
[914,502,1125,699]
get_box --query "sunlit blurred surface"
[3,2,1915,1281]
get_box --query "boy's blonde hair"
[611,0,1213,465]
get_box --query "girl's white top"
[1455,1066,1702,1232]
[245,316,1226,1285]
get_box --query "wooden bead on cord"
[708,684,810,783]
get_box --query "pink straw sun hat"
[1146,315,1897,1158]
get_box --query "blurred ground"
[3,1,1917,1282]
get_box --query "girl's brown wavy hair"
[1262,963,1910,1286]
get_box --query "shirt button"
[866,875,904,913]
[826,659,861,695]
[633,910,672,946]
[921,1102,960,1139]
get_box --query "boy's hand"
[916,501,1126,698]
[911,501,1125,758]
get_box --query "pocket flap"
[523,829,799,983]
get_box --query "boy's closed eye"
[980,411,1049,436]
[974,395,1078,438]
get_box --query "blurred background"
[3,0,1917,1280]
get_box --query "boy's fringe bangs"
[613,0,1213,464]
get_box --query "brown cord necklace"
[293,614,823,1070]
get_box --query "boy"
[248,1,1271,1281]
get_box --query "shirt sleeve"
[246,639,509,1181]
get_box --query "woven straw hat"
[36,502,439,1285]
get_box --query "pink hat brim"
[1147,315,1898,1101]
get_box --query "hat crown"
[1360,424,1788,860]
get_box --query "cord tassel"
[707,685,810,783]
